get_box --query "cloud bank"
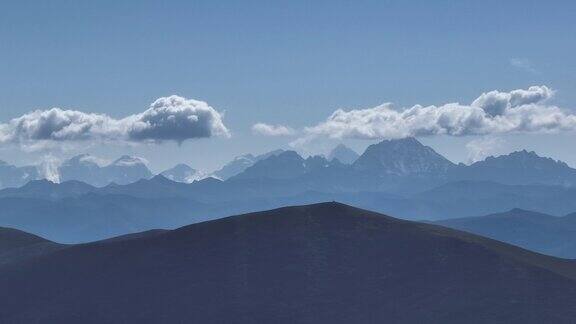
[0,95,229,146]
[252,123,296,136]
[305,86,576,140]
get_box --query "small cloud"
[465,137,506,164]
[510,58,537,73]
[252,123,296,136]
[37,154,62,183]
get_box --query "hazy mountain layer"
[436,208,576,258]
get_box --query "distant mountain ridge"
[59,154,153,187]
[436,208,576,258]
[448,150,576,185]
[2,137,576,190]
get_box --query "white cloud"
[510,58,537,73]
[37,155,62,183]
[252,123,296,136]
[76,154,110,167]
[465,137,506,164]
[471,85,553,116]
[0,95,229,146]
[304,86,576,140]
[127,96,230,143]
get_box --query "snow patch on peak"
[112,155,149,167]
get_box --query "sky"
[1,0,576,172]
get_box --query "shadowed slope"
[1,203,576,323]
[0,227,63,268]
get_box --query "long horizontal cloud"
[304,85,576,139]
[252,123,296,136]
[0,95,229,145]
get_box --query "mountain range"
[59,155,153,186]
[3,137,576,242]
[2,203,576,323]
[0,154,154,189]
[2,139,576,191]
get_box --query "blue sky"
[1,0,575,172]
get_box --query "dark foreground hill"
[436,209,576,258]
[0,227,63,268]
[1,203,576,323]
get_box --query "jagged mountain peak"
[327,144,359,164]
[353,137,454,176]
[161,164,206,184]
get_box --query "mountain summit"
[352,137,455,176]
[161,164,206,183]
[327,144,359,164]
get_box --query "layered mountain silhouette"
[0,154,154,189]
[4,137,576,242]
[1,203,576,323]
[411,180,576,217]
[436,208,576,258]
